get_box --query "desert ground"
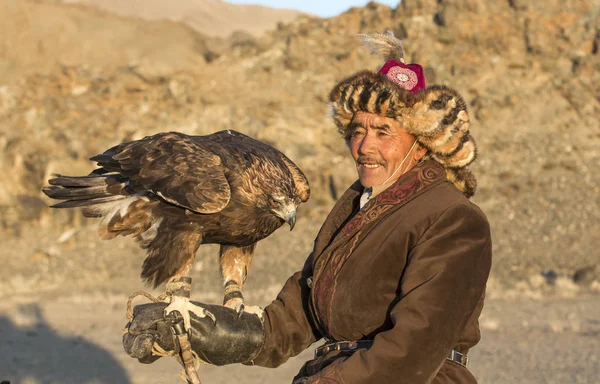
[0,224,599,384]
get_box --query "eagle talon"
[164,295,215,331]
[239,304,264,319]
[224,297,245,316]
[206,310,217,325]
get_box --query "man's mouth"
[360,163,380,169]
[358,159,383,169]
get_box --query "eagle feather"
[358,30,405,62]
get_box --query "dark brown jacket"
[251,160,492,383]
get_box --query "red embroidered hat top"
[378,59,426,93]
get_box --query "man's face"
[348,111,424,188]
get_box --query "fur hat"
[329,31,478,198]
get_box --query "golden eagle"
[43,130,309,326]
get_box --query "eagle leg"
[164,295,216,332]
[162,267,215,332]
[219,244,261,318]
[222,281,263,318]
[223,280,245,316]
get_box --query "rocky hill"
[0,0,302,82]
[0,0,598,297]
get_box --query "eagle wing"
[209,130,310,202]
[90,132,231,214]
[279,155,310,202]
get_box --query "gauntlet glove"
[123,301,264,366]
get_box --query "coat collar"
[343,160,446,235]
[312,160,447,261]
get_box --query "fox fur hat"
[329,31,477,197]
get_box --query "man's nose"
[358,132,376,154]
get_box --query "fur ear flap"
[358,30,405,62]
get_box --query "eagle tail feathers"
[49,195,126,209]
[43,185,113,201]
[43,174,165,244]
[43,174,129,208]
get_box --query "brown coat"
[250,160,492,383]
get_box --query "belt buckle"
[448,350,469,368]
[461,353,469,368]
[314,344,329,359]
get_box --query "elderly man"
[123,32,492,384]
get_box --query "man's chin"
[358,177,382,188]
[358,167,389,188]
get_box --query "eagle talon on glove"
[163,295,216,332]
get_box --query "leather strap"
[314,340,374,358]
[315,340,469,368]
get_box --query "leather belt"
[314,340,469,368]
[314,340,373,359]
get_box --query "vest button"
[306,277,313,288]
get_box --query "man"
[123,31,492,383]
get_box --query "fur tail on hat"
[444,167,477,199]
[358,30,405,62]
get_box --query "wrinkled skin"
[348,111,427,189]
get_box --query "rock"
[541,270,558,285]
[573,265,597,286]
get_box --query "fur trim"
[444,166,477,198]
[329,72,478,197]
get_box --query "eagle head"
[240,156,307,231]
[268,194,299,230]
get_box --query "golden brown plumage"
[43,130,310,312]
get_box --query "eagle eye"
[269,195,283,206]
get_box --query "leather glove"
[123,301,264,365]
[122,302,175,364]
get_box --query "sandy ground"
[1,291,599,384]
[1,225,599,383]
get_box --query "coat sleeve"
[249,252,322,368]
[313,203,492,384]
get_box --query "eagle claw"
[224,298,264,320]
[164,296,216,331]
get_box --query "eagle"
[43,130,309,328]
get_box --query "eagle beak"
[275,204,297,231]
[286,212,296,231]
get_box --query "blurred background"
[0,0,598,383]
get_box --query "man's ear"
[414,143,428,161]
